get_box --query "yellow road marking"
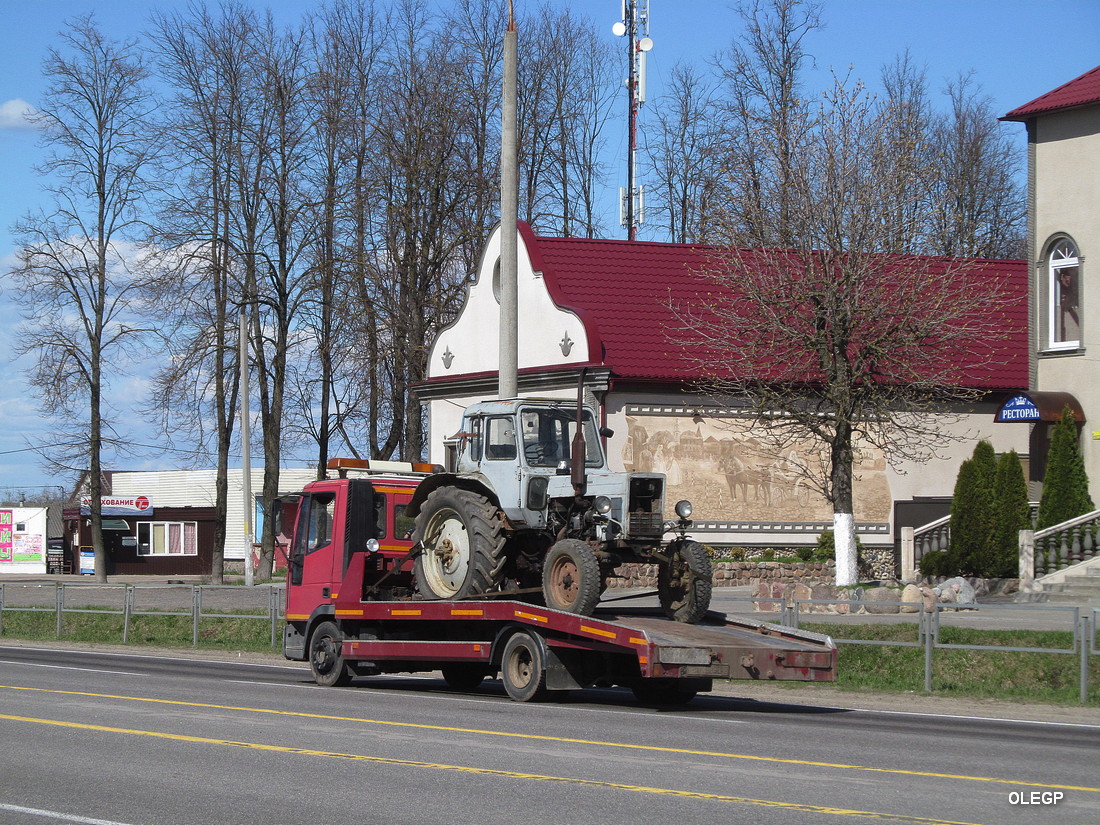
[0,711,983,825]
[0,684,1094,794]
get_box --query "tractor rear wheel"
[414,487,506,599]
[541,539,601,616]
[658,539,713,623]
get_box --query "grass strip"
[0,608,276,653]
[2,611,1098,705]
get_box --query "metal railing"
[700,594,1096,703]
[903,504,1098,584]
[1027,508,1100,577]
[0,582,283,649]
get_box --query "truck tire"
[500,631,551,702]
[658,539,713,624]
[309,620,353,687]
[542,539,601,616]
[414,487,506,599]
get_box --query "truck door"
[285,489,340,619]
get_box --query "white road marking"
[0,802,136,825]
[0,660,144,676]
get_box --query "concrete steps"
[1035,569,1100,606]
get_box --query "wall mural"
[622,414,892,524]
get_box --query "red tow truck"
[281,459,838,703]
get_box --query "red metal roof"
[1002,64,1100,120]
[528,231,1029,391]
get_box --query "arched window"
[1047,238,1080,349]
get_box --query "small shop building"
[64,469,319,576]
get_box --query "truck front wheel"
[309,620,353,687]
[414,488,506,599]
[658,539,713,623]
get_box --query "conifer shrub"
[949,441,997,575]
[990,450,1030,577]
[1036,407,1094,530]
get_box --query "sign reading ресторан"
[80,496,154,516]
[995,394,1041,422]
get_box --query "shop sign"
[995,394,1041,422]
[80,496,154,516]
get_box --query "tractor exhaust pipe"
[571,368,588,495]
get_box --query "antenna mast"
[613,0,652,241]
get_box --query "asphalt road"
[0,645,1097,825]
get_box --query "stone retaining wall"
[606,560,838,589]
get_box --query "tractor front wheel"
[658,539,713,623]
[541,539,601,616]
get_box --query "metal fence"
[708,595,1097,704]
[0,582,283,649]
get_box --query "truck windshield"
[519,408,603,468]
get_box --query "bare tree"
[679,71,1013,586]
[926,72,1026,259]
[644,62,721,243]
[516,4,616,237]
[711,0,822,247]
[7,16,155,582]
[148,3,257,582]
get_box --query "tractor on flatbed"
[408,379,712,622]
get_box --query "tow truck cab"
[281,467,424,660]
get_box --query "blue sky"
[1,0,1098,495]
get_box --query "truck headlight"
[674,500,693,519]
[593,495,612,515]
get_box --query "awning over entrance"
[995,391,1085,423]
[101,519,131,531]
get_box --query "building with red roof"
[420,222,1030,554]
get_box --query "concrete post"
[901,526,916,581]
[1019,529,1035,592]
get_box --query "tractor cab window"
[463,416,483,462]
[485,416,517,460]
[519,407,603,468]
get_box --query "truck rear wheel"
[309,620,353,687]
[414,487,506,599]
[500,631,551,702]
[542,539,601,616]
[658,539,713,624]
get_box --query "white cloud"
[0,98,38,131]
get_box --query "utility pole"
[499,0,519,399]
[239,306,254,586]
[613,0,652,241]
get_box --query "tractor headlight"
[674,500,693,519]
[593,495,613,515]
